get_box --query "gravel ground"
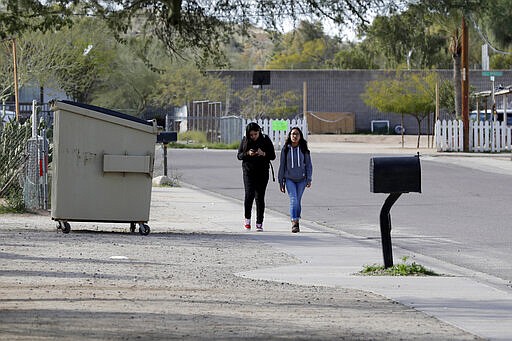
[0,218,483,340]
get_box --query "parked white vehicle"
[470,109,512,125]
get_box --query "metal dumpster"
[50,100,158,235]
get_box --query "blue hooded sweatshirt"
[278,144,313,185]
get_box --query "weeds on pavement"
[359,256,439,276]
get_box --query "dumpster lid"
[55,100,154,127]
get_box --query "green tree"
[419,0,492,119]
[332,41,380,69]
[479,0,512,48]
[1,17,160,115]
[362,71,448,148]
[266,21,341,69]
[0,40,14,103]
[150,63,227,108]
[0,1,73,41]
[474,0,512,69]
[50,18,117,102]
[90,42,160,116]
[360,4,450,69]
[490,54,512,69]
[0,0,406,67]
[234,88,299,119]
[1,29,78,104]
[226,28,275,69]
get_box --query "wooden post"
[401,114,404,148]
[12,38,19,121]
[303,81,307,128]
[435,81,439,148]
[461,17,470,151]
[503,94,508,125]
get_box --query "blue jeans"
[285,178,307,221]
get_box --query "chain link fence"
[0,106,50,211]
[23,134,50,210]
[0,119,32,210]
[165,114,243,145]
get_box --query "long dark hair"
[241,122,262,152]
[245,122,261,138]
[285,127,309,154]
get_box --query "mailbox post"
[157,132,177,176]
[370,154,421,268]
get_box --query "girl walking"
[278,127,313,233]
[237,122,276,231]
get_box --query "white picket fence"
[435,119,512,152]
[242,118,308,150]
[435,120,464,152]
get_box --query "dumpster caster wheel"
[130,222,136,233]
[139,224,150,236]
[58,221,71,234]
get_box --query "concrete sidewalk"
[2,185,486,340]
[158,136,512,340]
[0,179,512,340]
[149,184,512,341]
[3,135,512,339]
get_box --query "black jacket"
[237,134,276,174]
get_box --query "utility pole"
[461,17,470,151]
[303,81,307,125]
[11,38,19,121]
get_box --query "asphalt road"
[155,147,512,289]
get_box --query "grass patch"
[168,131,240,149]
[0,204,25,214]
[0,188,26,214]
[178,130,208,144]
[359,256,439,276]
[154,171,182,187]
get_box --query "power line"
[468,14,512,55]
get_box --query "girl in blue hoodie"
[278,127,313,233]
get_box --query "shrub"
[178,130,208,144]
[0,120,32,212]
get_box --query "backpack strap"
[262,134,275,182]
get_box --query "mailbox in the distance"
[157,131,178,177]
[369,154,422,268]
[157,131,178,144]
[370,155,421,194]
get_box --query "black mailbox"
[158,132,177,177]
[369,154,422,268]
[370,156,421,194]
[157,131,178,144]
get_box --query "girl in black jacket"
[237,122,276,231]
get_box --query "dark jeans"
[243,170,269,224]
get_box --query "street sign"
[482,71,503,77]
[272,120,288,131]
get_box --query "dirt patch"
[0,227,482,340]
